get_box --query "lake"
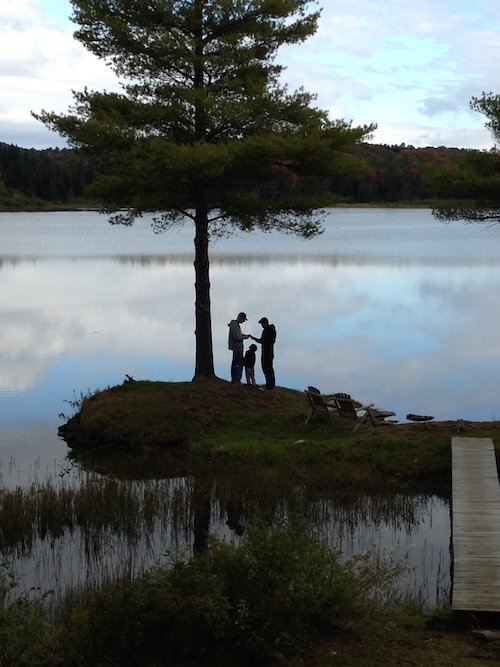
[1,206,497,607]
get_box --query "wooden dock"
[451,437,500,612]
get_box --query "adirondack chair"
[329,392,377,433]
[304,387,335,425]
[305,388,394,431]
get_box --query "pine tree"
[34,0,374,380]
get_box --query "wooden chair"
[329,392,377,433]
[304,387,335,425]
[305,388,395,432]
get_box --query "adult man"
[251,317,277,390]
[228,311,250,383]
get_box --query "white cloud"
[280,0,500,148]
[369,122,493,149]
[0,0,120,148]
[2,0,500,148]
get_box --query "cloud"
[370,122,493,149]
[0,0,120,149]
[418,97,464,117]
[2,0,500,148]
[281,1,500,147]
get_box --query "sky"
[1,0,500,150]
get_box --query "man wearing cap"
[251,317,277,390]
[228,311,250,383]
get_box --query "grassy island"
[60,379,500,492]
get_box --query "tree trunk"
[191,1,214,381]
[193,199,216,381]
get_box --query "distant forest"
[0,143,96,209]
[0,140,467,210]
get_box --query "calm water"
[2,206,497,606]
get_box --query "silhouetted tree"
[34,0,374,380]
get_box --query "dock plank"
[452,437,500,612]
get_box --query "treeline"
[335,143,467,203]
[0,142,96,209]
[0,140,466,209]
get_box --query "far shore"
[0,199,446,214]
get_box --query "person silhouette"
[244,343,257,386]
[250,317,276,390]
[228,311,250,383]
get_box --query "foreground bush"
[0,566,57,667]
[59,520,402,665]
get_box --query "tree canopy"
[431,92,500,225]
[34,0,375,380]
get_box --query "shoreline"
[58,379,500,493]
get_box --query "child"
[243,343,257,387]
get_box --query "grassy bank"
[61,379,500,491]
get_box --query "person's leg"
[232,350,244,382]
[231,351,240,382]
[262,351,275,389]
[267,362,275,389]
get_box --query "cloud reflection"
[1,209,500,423]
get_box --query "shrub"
[60,560,231,665]
[208,520,362,650]
[0,566,57,667]
[59,520,402,665]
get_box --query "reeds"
[0,453,450,614]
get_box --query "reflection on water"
[2,208,500,429]
[313,494,450,607]
[2,465,450,610]
[0,207,493,609]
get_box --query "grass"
[0,476,192,563]
[279,615,500,667]
[60,379,500,492]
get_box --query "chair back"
[306,390,329,413]
[332,393,357,418]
